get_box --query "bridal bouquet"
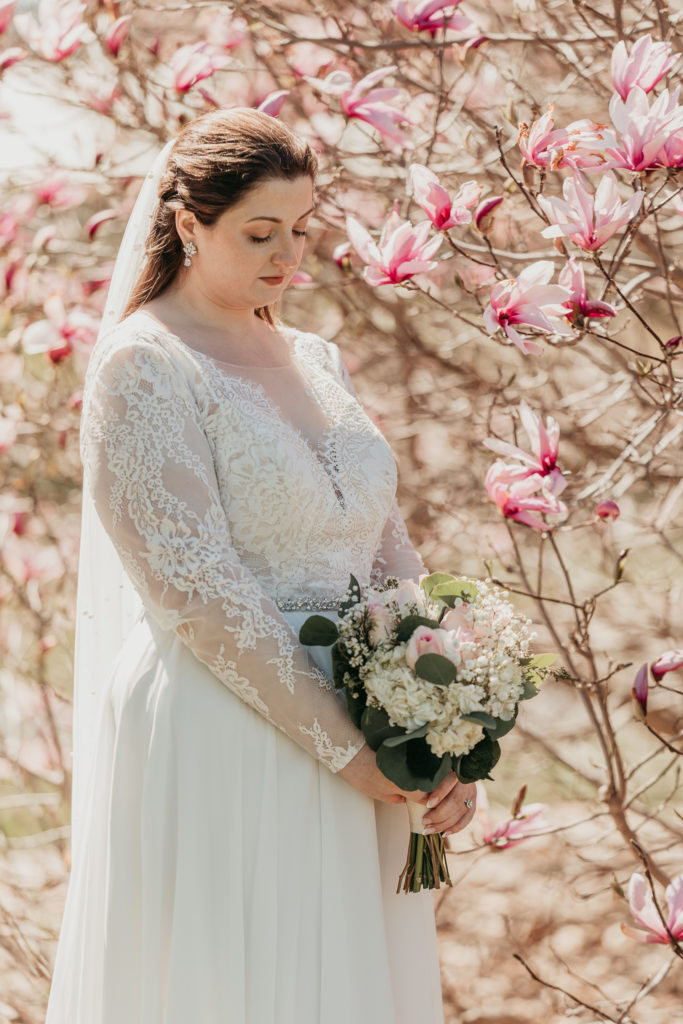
[299,573,553,893]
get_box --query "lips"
[260,275,285,285]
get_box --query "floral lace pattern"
[81,314,425,772]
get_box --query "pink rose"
[392,578,424,614]
[440,607,471,633]
[405,626,447,670]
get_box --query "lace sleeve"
[81,336,366,773]
[324,339,427,586]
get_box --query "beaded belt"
[276,596,341,612]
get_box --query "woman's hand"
[338,743,429,805]
[422,772,476,837]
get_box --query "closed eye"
[250,229,308,244]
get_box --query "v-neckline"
[129,312,348,511]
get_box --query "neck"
[165,278,275,338]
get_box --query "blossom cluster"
[337,577,534,759]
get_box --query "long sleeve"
[324,340,427,586]
[81,336,366,773]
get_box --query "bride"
[46,107,476,1024]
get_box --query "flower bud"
[474,195,503,235]
[594,499,620,521]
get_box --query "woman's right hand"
[338,742,428,806]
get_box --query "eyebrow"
[246,205,316,224]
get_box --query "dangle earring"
[183,241,197,267]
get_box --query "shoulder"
[84,313,198,407]
[286,326,348,382]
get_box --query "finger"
[425,771,459,809]
[424,786,476,832]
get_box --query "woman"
[46,108,476,1024]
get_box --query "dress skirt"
[45,610,444,1024]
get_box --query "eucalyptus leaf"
[462,708,518,740]
[395,615,440,643]
[376,737,452,791]
[520,653,557,670]
[330,644,349,690]
[455,735,501,783]
[420,572,457,598]
[415,653,457,687]
[431,579,478,604]
[299,615,340,647]
[361,705,404,751]
[382,723,429,747]
[520,677,539,701]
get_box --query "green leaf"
[298,615,339,647]
[376,737,452,790]
[382,723,429,746]
[462,708,518,740]
[420,572,457,598]
[455,736,501,783]
[339,573,362,617]
[361,705,404,751]
[430,579,478,605]
[520,677,539,700]
[395,615,440,642]
[520,653,557,670]
[415,653,457,687]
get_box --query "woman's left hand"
[421,773,476,837]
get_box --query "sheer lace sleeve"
[324,340,427,586]
[81,335,366,773]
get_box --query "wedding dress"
[45,308,444,1024]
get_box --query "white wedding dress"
[45,309,444,1024]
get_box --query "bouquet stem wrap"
[397,800,452,894]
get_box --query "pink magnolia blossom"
[405,625,448,670]
[474,195,503,234]
[22,293,98,363]
[84,209,116,239]
[483,260,573,355]
[559,256,617,322]
[307,66,412,148]
[33,174,87,210]
[105,15,131,56]
[632,663,648,719]
[205,10,248,50]
[15,0,89,62]
[485,461,566,530]
[611,34,676,101]
[518,106,614,170]
[392,0,478,37]
[622,873,683,945]
[409,164,481,230]
[538,171,643,252]
[594,499,620,520]
[607,86,683,171]
[655,128,683,171]
[169,41,231,93]
[0,1,15,35]
[346,207,441,286]
[651,650,683,682]
[484,400,566,496]
[0,45,27,70]
[256,90,289,117]
[0,210,18,248]
[2,533,64,586]
[475,783,548,850]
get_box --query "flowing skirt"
[46,611,444,1024]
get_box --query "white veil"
[70,139,175,862]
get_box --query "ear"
[175,208,197,245]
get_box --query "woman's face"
[178,175,315,314]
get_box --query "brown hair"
[124,108,318,326]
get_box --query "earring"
[183,241,197,267]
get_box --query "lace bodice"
[81,311,426,772]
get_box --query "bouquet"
[299,572,553,893]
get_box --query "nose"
[271,241,298,271]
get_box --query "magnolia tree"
[0,0,682,1019]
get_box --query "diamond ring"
[464,798,474,810]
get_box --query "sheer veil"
[70,139,174,862]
